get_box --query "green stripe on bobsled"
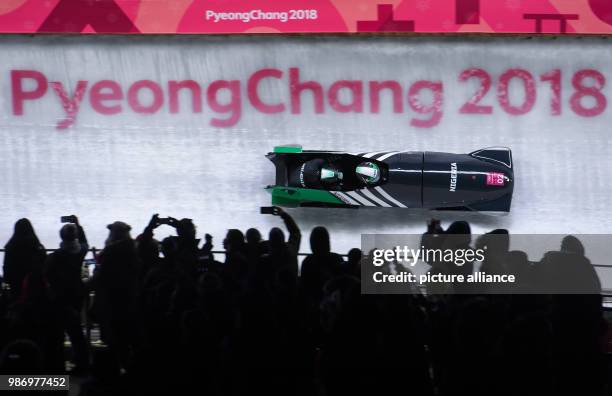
[273,145,302,153]
[267,186,344,206]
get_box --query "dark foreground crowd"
[0,210,609,396]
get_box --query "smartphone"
[157,217,171,225]
[260,207,275,215]
[60,215,74,223]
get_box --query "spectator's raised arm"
[273,206,301,255]
[139,214,160,242]
[70,215,89,256]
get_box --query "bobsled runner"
[266,145,514,213]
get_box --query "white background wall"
[0,36,610,282]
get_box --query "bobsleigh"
[266,145,514,213]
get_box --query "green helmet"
[320,167,343,184]
[356,162,380,185]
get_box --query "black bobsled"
[266,146,514,213]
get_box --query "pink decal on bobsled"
[486,172,505,186]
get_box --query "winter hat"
[60,224,78,242]
[107,221,131,232]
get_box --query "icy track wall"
[0,36,611,268]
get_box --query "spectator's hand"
[147,214,160,229]
[272,206,285,216]
[203,233,213,251]
[165,217,179,228]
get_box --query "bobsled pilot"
[355,161,380,186]
[294,158,344,190]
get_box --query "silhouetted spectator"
[7,273,64,372]
[224,229,246,258]
[420,218,445,266]
[504,250,533,292]
[443,221,474,276]
[139,235,180,358]
[136,214,163,282]
[246,227,269,260]
[477,229,510,275]
[160,217,212,277]
[3,219,46,300]
[44,216,90,372]
[93,221,139,367]
[258,206,301,282]
[143,236,178,290]
[223,228,248,287]
[536,236,605,395]
[0,214,607,396]
[301,226,343,303]
[173,218,200,275]
[536,235,601,294]
[421,220,473,294]
[45,218,89,309]
[342,248,362,277]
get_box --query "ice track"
[0,36,610,284]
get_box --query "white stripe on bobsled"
[331,192,360,206]
[376,151,400,161]
[346,191,377,206]
[374,186,407,208]
[368,188,399,207]
[359,189,391,207]
[363,151,386,158]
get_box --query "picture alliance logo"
[9,68,444,130]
